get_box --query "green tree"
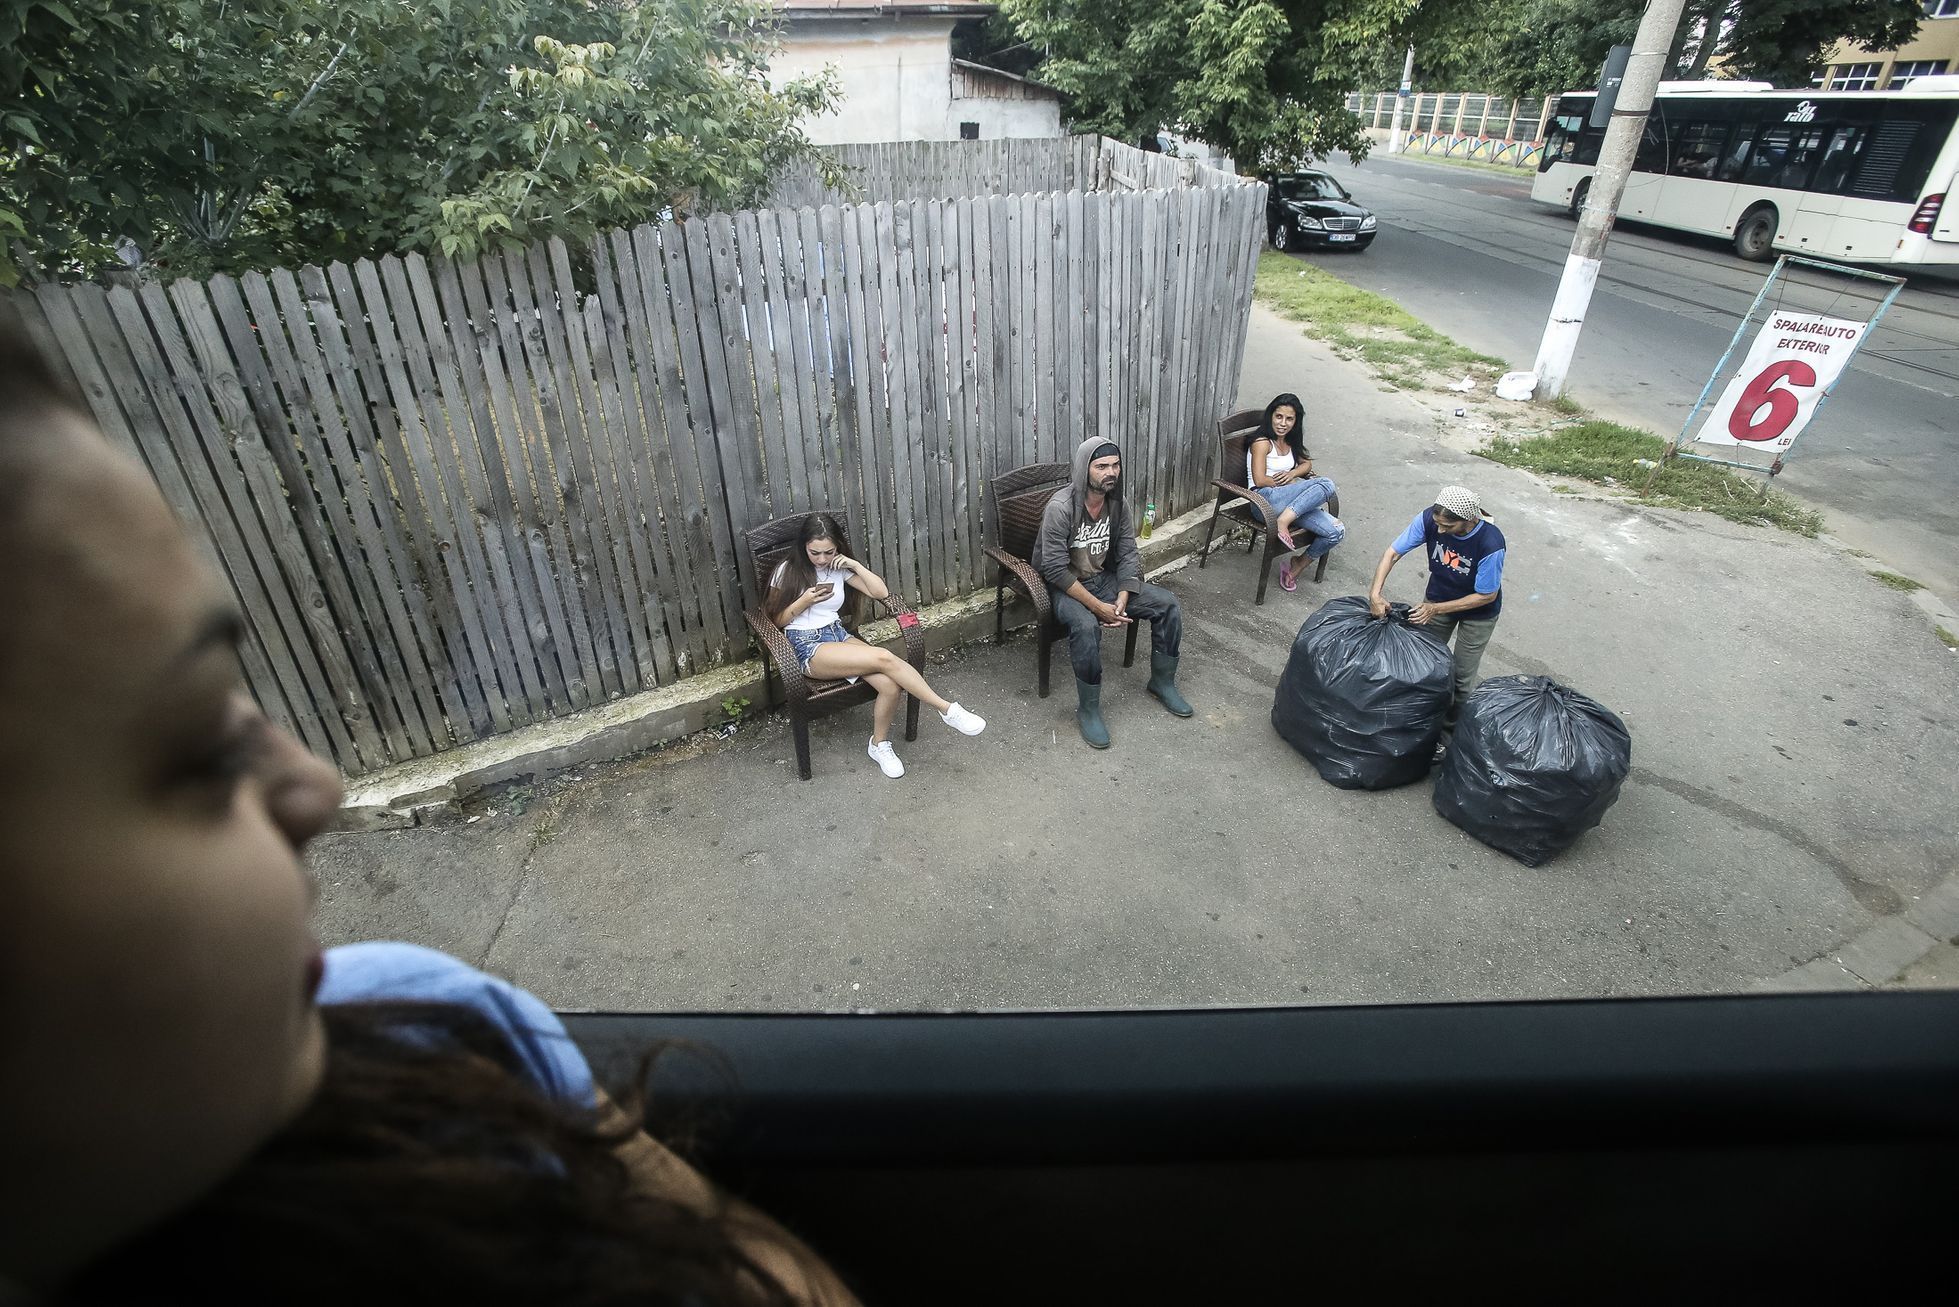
[0,0,836,278]
[996,0,1490,171]
[1470,0,1924,98]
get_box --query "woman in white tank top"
[766,513,986,778]
[1246,393,1345,592]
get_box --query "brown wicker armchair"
[743,512,926,781]
[1199,408,1343,605]
[985,462,1138,699]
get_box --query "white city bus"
[1531,77,1959,265]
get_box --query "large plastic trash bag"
[1270,596,1455,790]
[1433,675,1632,866]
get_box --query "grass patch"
[1938,626,1959,650]
[1870,571,1924,593]
[1479,420,1825,536]
[1254,250,1505,388]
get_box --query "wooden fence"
[765,135,1247,210]
[14,135,1264,778]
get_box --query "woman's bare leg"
[805,639,953,714]
[864,671,900,743]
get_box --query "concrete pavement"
[310,303,1959,1012]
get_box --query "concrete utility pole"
[1386,46,1416,154]
[1529,0,1688,399]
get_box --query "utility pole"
[1386,46,1415,154]
[1529,0,1688,399]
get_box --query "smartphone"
[812,582,835,598]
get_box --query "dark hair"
[763,513,862,626]
[1257,392,1306,463]
[61,1004,800,1306]
[0,310,89,516]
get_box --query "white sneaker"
[940,702,986,736]
[867,738,905,778]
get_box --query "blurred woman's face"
[1270,405,1298,438]
[0,408,344,1286]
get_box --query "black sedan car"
[1265,171,1377,252]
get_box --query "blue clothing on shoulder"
[1390,511,1505,619]
[319,941,595,1110]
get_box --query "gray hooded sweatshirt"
[1032,437,1145,595]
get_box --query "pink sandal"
[1278,561,1298,592]
[1276,525,1296,551]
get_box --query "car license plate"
[1328,233,1356,242]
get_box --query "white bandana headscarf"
[1436,485,1483,520]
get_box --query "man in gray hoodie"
[1033,436,1192,748]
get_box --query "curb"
[333,501,1224,830]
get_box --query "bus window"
[1668,122,1731,179]
[1742,126,1828,190]
[1812,126,1867,195]
[1634,119,1668,174]
[1717,130,1756,182]
[1542,109,1587,170]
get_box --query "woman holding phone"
[767,514,985,779]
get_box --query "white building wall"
[951,94,1063,140]
[772,20,959,145]
[772,17,1063,144]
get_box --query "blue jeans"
[1253,476,1344,560]
[1048,572,1181,686]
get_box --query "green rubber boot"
[1075,677,1111,749]
[1146,652,1194,718]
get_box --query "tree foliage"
[1469,0,1925,98]
[990,0,1928,171]
[0,0,836,279]
[996,0,1489,171]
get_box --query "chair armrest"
[1210,480,1274,529]
[745,608,810,701]
[984,546,1052,626]
[871,592,927,668]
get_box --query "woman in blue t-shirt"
[0,325,854,1306]
[1366,484,1508,743]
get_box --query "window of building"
[1924,0,1959,19]
[959,121,980,140]
[1888,59,1948,87]
[1830,63,1883,91]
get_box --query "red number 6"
[1728,359,1817,443]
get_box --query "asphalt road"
[1285,153,1959,602]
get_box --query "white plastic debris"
[1453,407,1467,418]
[1495,370,1538,402]
[1447,376,1476,393]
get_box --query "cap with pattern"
[1435,485,1482,520]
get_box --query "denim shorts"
[785,620,853,677]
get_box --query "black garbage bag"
[1270,596,1455,790]
[1433,675,1633,866]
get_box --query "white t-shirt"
[1248,440,1297,485]
[772,562,852,631]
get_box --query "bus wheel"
[1733,205,1778,261]
[1567,179,1590,219]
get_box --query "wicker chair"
[743,512,926,780]
[1199,408,1343,605]
[985,462,1138,698]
